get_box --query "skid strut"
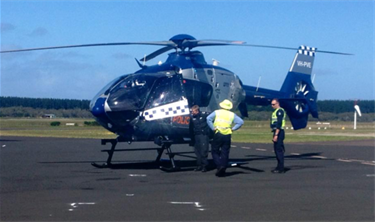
[91,138,179,169]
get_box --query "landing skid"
[91,138,183,170]
[91,162,111,168]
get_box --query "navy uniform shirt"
[190,111,210,135]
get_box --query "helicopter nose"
[105,110,139,128]
[90,97,106,117]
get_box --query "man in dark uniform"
[270,98,286,173]
[190,105,210,172]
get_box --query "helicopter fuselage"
[90,50,245,142]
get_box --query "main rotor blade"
[139,46,175,62]
[182,40,246,49]
[229,43,353,55]
[0,41,177,53]
[1,37,352,57]
[315,49,353,55]
[199,39,247,44]
[188,41,299,51]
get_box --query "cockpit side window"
[183,80,212,107]
[145,75,185,109]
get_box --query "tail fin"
[241,45,320,130]
[279,46,319,129]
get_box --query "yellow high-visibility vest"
[214,109,235,135]
[271,107,286,130]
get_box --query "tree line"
[248,100,374,114]
[0,96,374,121]
[0,97,89,110]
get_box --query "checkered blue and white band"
[298,45,316,57]
[143,99,189,121]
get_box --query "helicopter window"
[90,76,124,110]
[223,82,229,87]
[107,75,158,110]
[183,80,213,107]
[146,76,184,109]
[120,77,147,88]
[207,70,213,75]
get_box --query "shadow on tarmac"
[38,151,329,174]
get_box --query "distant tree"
[0,96,90,110]
[317,100,374,114]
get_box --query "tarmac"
[1,136,374,221]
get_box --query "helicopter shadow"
[39,152,329,174]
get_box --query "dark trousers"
[273,130,285,170]
[211,132,231,169]
[194,134,209,168]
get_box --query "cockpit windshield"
[107,74,158,110]
[90,76,123,110]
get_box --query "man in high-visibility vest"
[207,99,244,177]
[270,98,286,173]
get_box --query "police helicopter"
[1,34,351,169]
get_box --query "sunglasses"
[271,103,277,106]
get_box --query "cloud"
[1,51,117,99]
[1,23,15,32]
[29,27,49,37]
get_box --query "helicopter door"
[143,74,189,121]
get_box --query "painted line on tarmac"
[69,202,96,212]
[241,147,251,149]
[311,156,327,159]
[129,174,147,177]
[361,162,375,166]
[169,201,206,211]
[291,153,300,155]
[337,158,375,166]
[337,159,353,163]
[256,148,267,151]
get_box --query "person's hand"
[272,135,278,142]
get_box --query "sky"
[1,0,374,101]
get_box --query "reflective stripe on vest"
[214,109,235,135]
[271,108,286,129]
